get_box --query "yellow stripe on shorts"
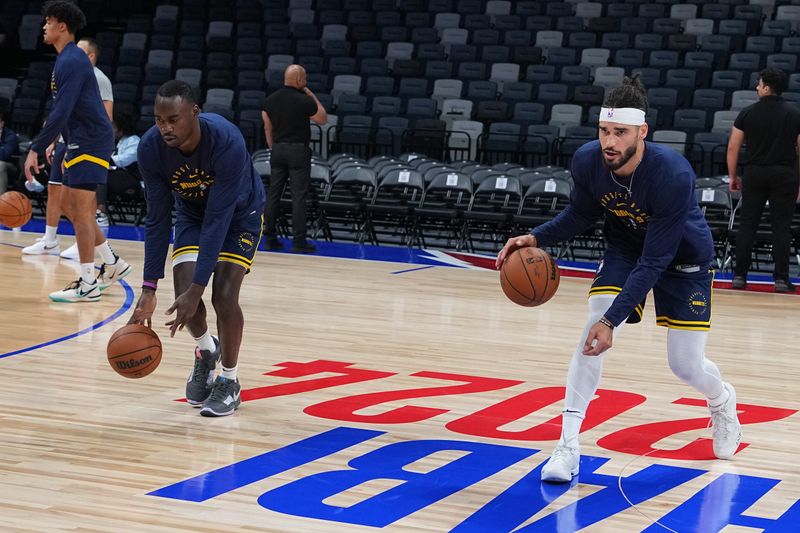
[63,154,110,169]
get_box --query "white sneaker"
[709,382,742,460]
[60,242,79,260]
[97,256,133,291]
[22,238,60,255]
[96,210,109,228]
[49,278,101,302]
[541,443,580,483]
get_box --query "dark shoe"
[774,279,797,293]
[186,336,221,406]
[731,275,747,290]
[291,240,317,254]
[265,238,283,251]
[199,376,241,417]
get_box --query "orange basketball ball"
[0,191,33,228]
[107,324,163,379]
[500,246,560,307]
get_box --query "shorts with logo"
[171,208,264,272]
[588,251,713,331]
[48,142,67,185]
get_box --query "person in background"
[23,0,130,302]
[727,67,800,294]
[23,35,114,258]
[261,64,327,253]
[0,110,19,195]
[96,109,141,219]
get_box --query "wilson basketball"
[0,191,33,228]
[500,246,560,307]
[107,324,163,379]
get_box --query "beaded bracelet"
[598,316,615,329]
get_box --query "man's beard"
[601,142,638,171]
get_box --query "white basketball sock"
[80,263,95,285]
[194,330,216,352]
[96,240,117,265]
[221,365,237,380]
[44,225,57,242]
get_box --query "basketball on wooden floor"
[0,191,33,228]
[500,246,560,307]
[107,324,163,379]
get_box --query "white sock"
[44,225,58,242]
[96,240,117,264]
[708,386,730,408]
[221,365,237,380]
[194,331,216,352]
[560,410,583,448]
[80,263,95,284]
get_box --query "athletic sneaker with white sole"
[200,376,241,417]
[22,238,60,255]
[541,443,580,483]
[60,242,79,259]
[709,382,743,460]
[49,278,101,302]
[186,336,221,406]
[97,257,133,290]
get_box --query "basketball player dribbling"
[128,80,265,417]
[497,74,742,483]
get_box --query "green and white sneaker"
[200,376,241,417]
[97,256,133,291]
[49,278,101,303]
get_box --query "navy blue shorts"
[588,252,713,331]
[62,151,110,189]
[48,142,67,185]
[172,209,263,272]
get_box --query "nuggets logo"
[237,232,256,252]
[171,165,214,199]
[688,290,708,315]
[600,191,649,231]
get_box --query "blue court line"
[391,265,436,275]
[0,242,136,359]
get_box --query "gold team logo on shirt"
[171,164,214,199]
[600,191,649,231]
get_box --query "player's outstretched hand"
[496,234,537,270]
[583,321,613,356]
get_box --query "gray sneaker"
[185,336,220,406]
[200,376,241,417]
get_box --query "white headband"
[599,107,646,126]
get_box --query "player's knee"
[210,290,238,314]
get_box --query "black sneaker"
[200,376,241,417]
[731,275,747,290]
[265,238,283,251]
[186,336,220,406]
[291,240,317,254]
[774,279,797,293]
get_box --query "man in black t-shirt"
[261,64,328,253]
[727,67,800,293]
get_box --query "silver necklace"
[609,158,642,197]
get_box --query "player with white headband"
[497,73,742,483]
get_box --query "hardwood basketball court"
[1,229,798,532]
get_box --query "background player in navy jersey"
[23,1,131,302]
[129,80,266,417]
[497,75,742,483]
